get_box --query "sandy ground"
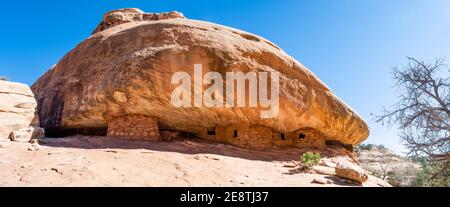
[0,136,385,187]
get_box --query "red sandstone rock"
[0,136,391,187]
[32,8,369,149]
[335,163,369,184]
[92,8,185,35]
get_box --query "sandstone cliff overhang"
[31,9,369,146]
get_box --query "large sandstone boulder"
[32,8,369,146]
[0,80,42,142]
[335,163,369,184]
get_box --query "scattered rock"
[312,178,332,185]
[27,143,40,151]
[32,127,45,140]
[9,126,45,143]
[30,138,39,144]
[105,150,118,153]
[20,162,35,169]
[283,161,298,168]
[47,150,64,155]
[50,168,63,175]
[335,163,369,184]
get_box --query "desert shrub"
[387,171,402,187]
[411,160,450,187]
[367,164,419,187]
[377,145,387,150]
[356,144,375,151]
[300,152,321,168]
[0,76,8,81]
[356,144,387,152]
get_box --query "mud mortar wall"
[107,115,160,141]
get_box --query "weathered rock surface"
[0,80,38,140]
[0,139,10,148]
[0,136,389,187]
[92,8,185,35]
[309,154,389,186]
[32,8,369,146]
[9,126,45,143]
[335,163,369,184]
[312,178,332,185]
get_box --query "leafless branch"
[376,57,450,182]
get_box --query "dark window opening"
[298,133,306,139]
[326,140,354,151]
[207,128,216,136]
[178,131,199,140]
[280,133,286,140]
[233,130,238,138]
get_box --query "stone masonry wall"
[234,126,273,150]
[215,125,272,150]
[107,115,160,141]
[294,128,326,148]
[216,125,327,150]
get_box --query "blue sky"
[1,0,449,154]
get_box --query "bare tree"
[377,57,449,182]
[379,155,390,180]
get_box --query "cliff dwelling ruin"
[31,8,369,151]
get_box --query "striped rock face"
[32,9,369,148]
[0,80,38,139]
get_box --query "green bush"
[411,160,450,187]
[356,144,374,151]
[387,170,404,187]
[356,144,387,152]
[300,152,321,168]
